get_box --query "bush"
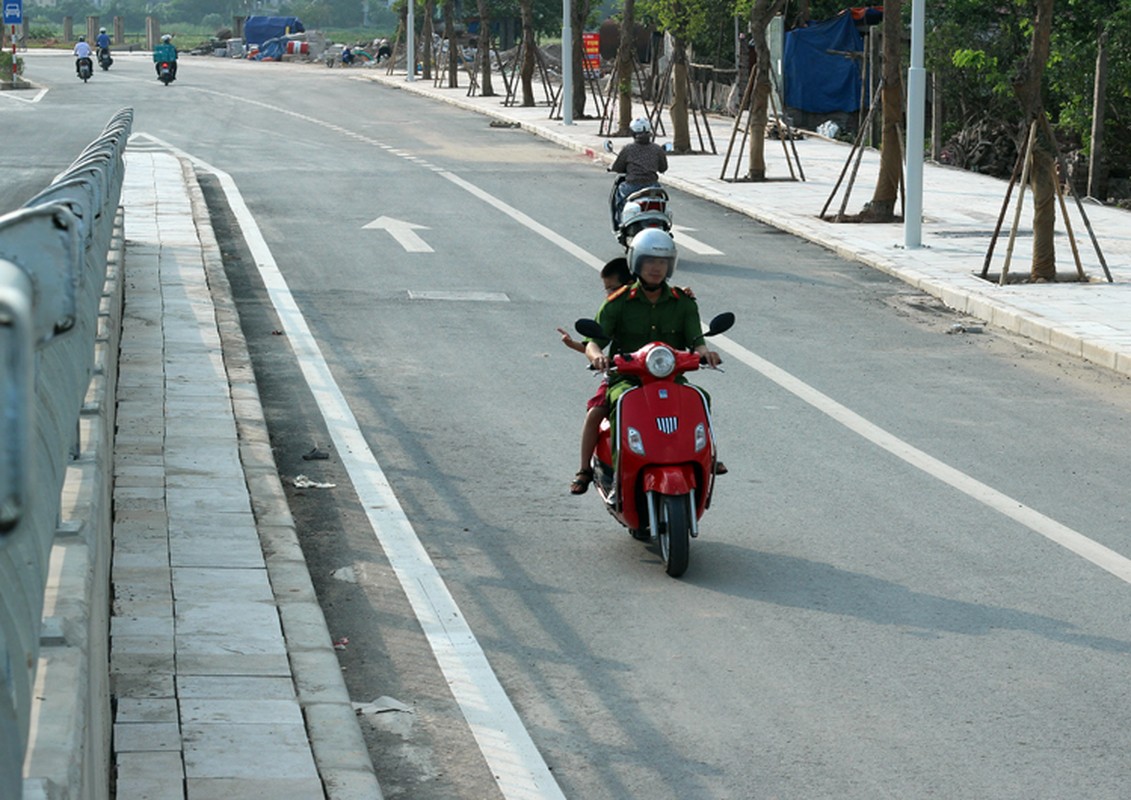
[0,51,25,78]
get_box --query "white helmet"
[100,27,106,33]
[627,228,677,281]
[630,117,652,143]
[162,34,171,42]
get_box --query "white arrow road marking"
[363,215,434,252]
[671,224,723,255]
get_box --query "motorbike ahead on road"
[98,47,113,71]
[157,62,175,85]
[77,57,93,82]
[575,312,733,577]
[609,173,674,249]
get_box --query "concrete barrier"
[0,109,132,800]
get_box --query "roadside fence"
[0,107,132,800]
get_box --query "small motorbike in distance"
[98,47,113,71]
[157,62,175,85]
[77,57,93,82]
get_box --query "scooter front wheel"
[657,494,691,578]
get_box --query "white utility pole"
[406,1,415,81]
[562,0,573,124]
[904,0,925,248]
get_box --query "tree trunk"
[520,0,535,106]
[746,0,785,180]
[1087,24,1108,200]
[476,0,495,96]
[571,0,591,119]
[444,0,458,88]
[422,0,435,80]
[1010,0,1056,281]
[862,0,903,221]
[671,35,691,152]
[614,0,636,134]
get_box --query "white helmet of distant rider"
[627,228,676,286]
[629,117,652,144]
[162,34,171,42]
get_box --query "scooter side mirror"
[706,312,735,337]
[575,318,608,342]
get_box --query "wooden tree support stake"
[987,112,1110,284]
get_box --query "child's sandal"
[570,469,594,495]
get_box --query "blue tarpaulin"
[783,13,863,114]
[244,15,304,47]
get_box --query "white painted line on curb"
[131,133,568,800]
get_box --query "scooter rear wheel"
[657,494,691,578]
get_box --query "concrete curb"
[182,159,384,800]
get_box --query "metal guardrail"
[0,108,132,800]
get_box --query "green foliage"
[0,50,25,78]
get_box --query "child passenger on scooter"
[558,258,632,495]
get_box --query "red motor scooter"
[575,313,733,577]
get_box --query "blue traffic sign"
[3,0,21,26]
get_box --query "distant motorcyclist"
[609,118,668,229]
[153,33,178,79]
[96,27,113,68]
[73,36,93,76]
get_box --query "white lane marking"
[439,170,605,269]
[130,133,567,800]
[362,215,434,252]
[0,86,49,103]
[671,224,723,255]
[711,333,1131,585]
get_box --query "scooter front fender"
[641,464,697,496]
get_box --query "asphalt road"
[7,51,1131,799]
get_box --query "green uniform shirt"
[593,280,706,357]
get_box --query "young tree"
[745,0,787,179]
[613,0,637,133]
[572,0,593,119]
[520,0,536,105]
[422,0,435,80]
[860,0,903,221]
[1011,0,1057,282]
[444,0,458,87]
[476,0,495,95]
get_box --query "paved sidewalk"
[110,147,381,799]
[361,68,1131,378]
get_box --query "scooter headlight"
[694,423,707,452]
[645,346,676,378]
[626,427,645,455]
